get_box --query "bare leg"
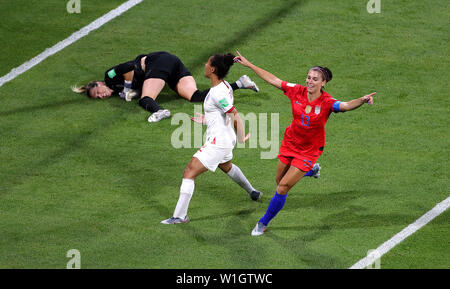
[141,78,166,100]
[275,159,290,185]
[276,165,307,195]
[176,76,199,101]
[183,157,208,179]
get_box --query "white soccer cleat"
[251,222,268,236]
[312,163,321,179]
[148,109,171,123]
[238,75,259,92]
[160,216,190,224]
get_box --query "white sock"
[123,80,132,93]
[173,178,195,219]
[226,164,255,194]
[235,79,243,88]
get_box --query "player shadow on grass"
[275,189,415,231]
[267,224,345,268]
[192,208,256,222]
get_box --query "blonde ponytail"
[71,81,99,97]
[71,85,87,94]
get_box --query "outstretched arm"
[234,51,283,90]
[339,92,376,112]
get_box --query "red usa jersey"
[280,81,342,157]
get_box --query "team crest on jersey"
[305,105,312,114]
[315,105,321,115]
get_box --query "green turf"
[380,210,450,269]
[0,0,125,76]
[0,0,449,268]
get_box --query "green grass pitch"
[0,0,449,268]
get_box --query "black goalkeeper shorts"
[135,51,192,91]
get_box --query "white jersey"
[203,80,236,148]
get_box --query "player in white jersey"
[161,53,262,225]
[197,79,236,164]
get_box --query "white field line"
[350,196,450,269]
[0,0,143,88]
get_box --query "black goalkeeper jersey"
[104,59,140,93]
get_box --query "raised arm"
[234,51,283,90]
[339,92,376,112]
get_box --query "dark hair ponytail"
[210,53,235,79]
[311,66,333,83]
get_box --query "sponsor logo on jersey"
[287,83,296,87]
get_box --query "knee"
[183,166,193,179]
[183,163,198,179]
[219,162,232,174]
[276,182,291,195]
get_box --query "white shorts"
[193,142,233,172]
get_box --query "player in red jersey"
[234,51,376,236]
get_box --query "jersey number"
[301,114,310,127]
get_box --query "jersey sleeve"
[104,61,135,92]
[213,91,235,114]
[281,81,304,101]
[281,80,297,92]
[114,61,135,75]
[328,97,342,113]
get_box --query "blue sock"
[304,169,314,177]
[259,191,287,226]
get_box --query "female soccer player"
[72,51,259,123]
[161,53,262,224]
[233,51,376,236]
